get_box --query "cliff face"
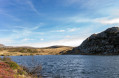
[77,27,119,55]
[79,27,119,55]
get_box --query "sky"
[0,0,119,47]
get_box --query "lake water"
[10,55,119,78]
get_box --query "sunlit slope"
[0,46,73,56]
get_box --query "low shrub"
[5,61,19,69]
[17,69,26,75]
[2,56,12,61]
[0,62,15,78]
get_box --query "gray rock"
[75,27,119,55]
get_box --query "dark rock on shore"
[70,27,119,55]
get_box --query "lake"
[9,55,119,78]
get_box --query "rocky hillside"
[75,27,119,55]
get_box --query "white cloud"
[0,38,14,44]
[11,25,44,39]
[20,38,84,48]
[96,18,119,24]
[56,15,94,23]
[0,24,45,46]
[51,27,80,33]
[6,25,95,47]
[40,38,44,41]
[21,38,34,42]
[68,28,80,32]
[27,0,41,15]
[51,30,65,32]
[64,15,119,25]
[65,35,71,38]
[57,30,65,32]
[14,26,27,29]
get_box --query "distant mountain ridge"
[0,44,5,47]
[44,45,73,49]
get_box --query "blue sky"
[0,0,119,47]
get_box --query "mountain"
[0,44,5,47]
[43,45,73,49]
[66,27,119,55]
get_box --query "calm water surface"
[10,55,119,78]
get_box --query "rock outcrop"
[73,27,119,55]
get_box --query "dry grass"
[0,46,73,56]
[37,46,73,55]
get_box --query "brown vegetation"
[0,56,35,78]
[0,46,73,56]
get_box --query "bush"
[0,62,15,78]
[2,56,12,61]
[17,69,26,75]
[5,61,19,69]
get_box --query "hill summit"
[0,44,5,47]
[70,27,119,55]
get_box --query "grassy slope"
[0,46,73,56]
[0,57,34,78]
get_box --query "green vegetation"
[8,48,38,53]
[5,61,19,69]
[0,56,37,78]
[2,56,12,61]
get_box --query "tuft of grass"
[5,61,19,70]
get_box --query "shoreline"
[1,54,119,56]
[0,56,36,78]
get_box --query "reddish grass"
[0,62,16,78]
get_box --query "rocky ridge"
[68,27,119,55]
